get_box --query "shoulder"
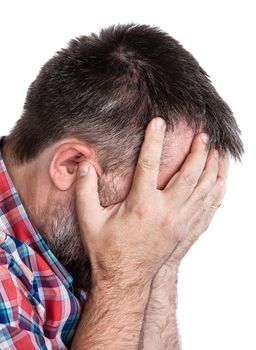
[0,230,44,318]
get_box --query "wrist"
[152,263,178,287]
[91,272,152,305]
[91,263,153,293]
[72,273,152,350]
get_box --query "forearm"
[139,265,180,350]
[71,280,151,350]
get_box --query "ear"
[49,141,102,191]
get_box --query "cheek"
[116,175,134,203]
[98,176,131,207]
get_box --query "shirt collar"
[0,136,74,290]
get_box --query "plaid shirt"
[0,136,88,349]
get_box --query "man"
[0,23,243,349]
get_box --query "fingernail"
[214,149,219,160]
[201,133,209,144]
[79,164,90,176]
[153,118,165,130]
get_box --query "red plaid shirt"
[0,136,88,349]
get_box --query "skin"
[1,118,228,348]
[1,120,196,287]
[70,117,227,349]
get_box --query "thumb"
[75,162,102,224]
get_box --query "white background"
[0,1,255,349]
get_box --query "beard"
[35,173,122,295]
[36,196,92,293]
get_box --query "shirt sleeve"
[0,250,66,350]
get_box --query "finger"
[177,149,218,217]
[210,172,227,209]
[211,181,226,208]
[75,161,103,227]
[168,176,225,266]
[187,202,218,239]
[188,207,216,244]
[187,189,223,241]
[186,148,219,210]
[190,175,226,219]
[168,164,225,266]
[164,132,210,204]
[218,152,230,182]
[128,117,166,201]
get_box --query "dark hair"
[5,23,243,175]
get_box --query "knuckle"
[195,186,208,200]
[198,204,206,213]
[131,202,149,220]
[180,173,198,188]
[134,206,145,220]
[138,157,158,172]
[151,132,164,143]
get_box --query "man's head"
[2,23,243,290]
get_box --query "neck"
[1,142,42,228]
